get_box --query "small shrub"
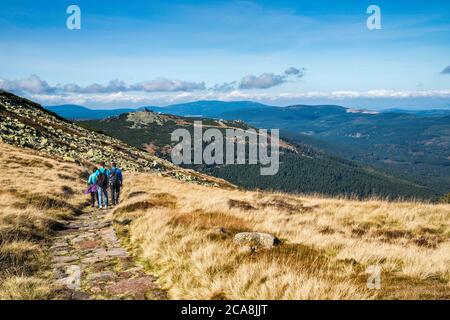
[228,199,256,211]
[259,198,313,213]
[440,193,450,204]
[61,186,75,196]
[57,173,76,181]
[128,191,148,198]
[0,241,44,276]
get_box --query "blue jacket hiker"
[108,162,123,206]
[88,171,97,185]
[95,162,109,209]
[86,168,98,207]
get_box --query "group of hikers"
[85,161,123,209]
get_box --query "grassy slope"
[0,143,88,299]
[113,172,450,300]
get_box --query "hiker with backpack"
[94,161,109,209]
[108,162,123,206]
[86,167,99,207]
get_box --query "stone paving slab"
[51,209,167,300]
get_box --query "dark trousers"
[91,192,98,207]
[110,184,121,205]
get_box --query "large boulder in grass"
[233,232,280,249]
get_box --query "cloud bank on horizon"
[0,67,304,95]
[0,0,449,109]
[1,73,450,109]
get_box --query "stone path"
[51,208,167,300]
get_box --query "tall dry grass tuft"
[113,173,450,300]
[0,143,87,299]
[0,276,53,300]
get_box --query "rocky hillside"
[0,90,231,188]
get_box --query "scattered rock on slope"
[126,109,166,127]
[234,232,281,249]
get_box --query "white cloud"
[30,92,152,106]
[239,73,286,89]
[199,89,450,101]
[0,70,304,96]
[0,75,54,94]
[3,74,449,108]
[284,67,305,77]
[237,67,305,90]
[0,75,205,94]
[441,66,450,74]
[211,81,238,92]
[130,77,205,92]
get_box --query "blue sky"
[0,0,449,109]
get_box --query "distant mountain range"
[45,104,138,120]
[150,100,274,118]
[45,102,450,120]
[44,101,275,120]
[383,108,450,116]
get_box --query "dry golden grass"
[1,140,449,300]
[113,173,450,300]
[0,142,88,299]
